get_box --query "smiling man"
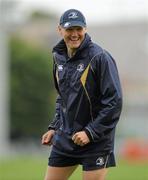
[42,9,122,180]
[58,26,86,58]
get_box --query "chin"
[70,43,80,49]
[72,45,79,49]
[68,41,81,48]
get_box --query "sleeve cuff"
[48,126,56,131]
[84,128,93,142]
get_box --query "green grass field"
[0,156,148,180]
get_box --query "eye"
[76,27,83,31]
[66,26,83,32]
[66,28,73,32]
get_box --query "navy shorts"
[48,150,116,171]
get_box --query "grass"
[0,156,148,180]
[0,156,46,180]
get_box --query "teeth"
[70,39,79,41]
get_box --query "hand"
[41,130,55,146]
[72,131,90,146]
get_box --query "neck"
[67,48,77,58]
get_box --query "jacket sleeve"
[48,95,62,131]
[48,55,61,131]
[84,51,122,142]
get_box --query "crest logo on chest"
[77,63,84,72]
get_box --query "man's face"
[58,26,87,50]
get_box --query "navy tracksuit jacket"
[48,33,122,157]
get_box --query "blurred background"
[0,0,148,179]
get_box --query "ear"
[84,27,87,33]
[57,25,63,36]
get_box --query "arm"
[48,56,62,131]
[42,55,62,145]
[84,51,122,142]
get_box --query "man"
[42,9,122,180]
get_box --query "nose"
[71,29,78,36]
